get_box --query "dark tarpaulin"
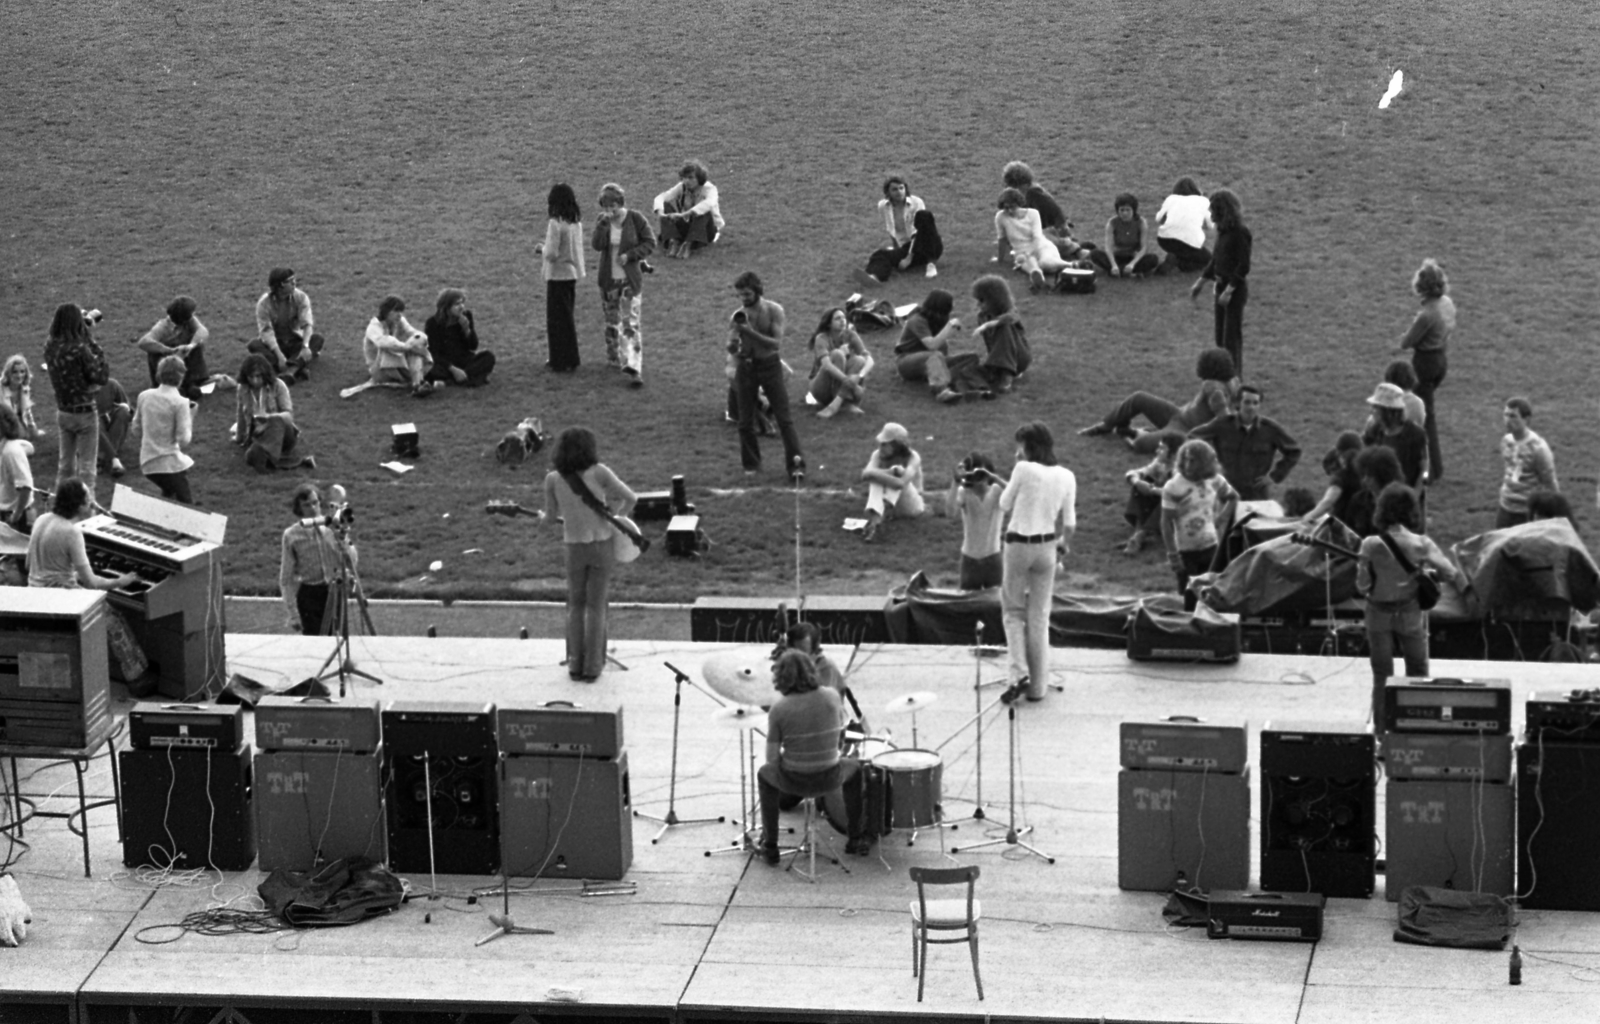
[1393,885,1514,949]
[1451,518,1600,619]
[1199,518,1364,618]
[883,570,1179,647]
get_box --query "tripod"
[315,522,381,697]
[950,704,1054,863]
[634,662,724,843]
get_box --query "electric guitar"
[1288,532,1360,561]
[484,501,646,563]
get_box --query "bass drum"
[822,738,891,837]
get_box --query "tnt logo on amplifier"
[259,721,291,742]
[504,722,543,742]
[1124,738,1158,756]
[508,776,553,801]
[1398,800,1445,825]
[1390,747,1424,766]
[1132,787,1176,811]
[266,770,310,796]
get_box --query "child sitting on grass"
[1121,429,1186,554]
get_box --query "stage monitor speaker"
[501,751,632,880]
[120,745,255,871]
[383,702,499,875]
[1117,767,1249,892]
[0,587,111,748]
[255,748,387,871]
[1384,779,1514,900]
[1517,741,1600,911]
[1260,721,1375,899]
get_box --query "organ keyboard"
[80,486,228,699]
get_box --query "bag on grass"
[846,297,900,330]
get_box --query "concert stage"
[4,634,1599,1023]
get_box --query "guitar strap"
[561,470,649,552]
[1378,531,1422,576]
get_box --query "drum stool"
[786,794,850,883]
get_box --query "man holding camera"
[253,268,324,383]
[44,303,110,492]
[730,272,805,483]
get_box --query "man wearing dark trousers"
[1188,384,1300,501]
[253,268,324,383]
[731,271,805,483]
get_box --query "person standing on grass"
[1496,396,1558,529]
[1160,438,1237,611]
[863,176,941,283]
[1398,258,1454,481]
[95,379,134,481]
[136,295,211,399]
[593,183,655,386]
[998,421,1076,705]
[1362,383,1429,490]
[43,304,109,493]
[133,355,195,505]
[1155,177,1213,272]
[1189,188,1252,375]
[731,271,805,482]
[538,183,586,373]
[806,307,871,419]
[947,451,1005,590]
[652,160,723,258]
[252,268,324,384]
[1188,384,1299,501]
[1089,194,1161,278]
[540,426,637,682]
[424,288,496,388]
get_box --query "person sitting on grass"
[947,451,1006,590]
[136,295,211,400]
[2,355,46,439]
[1088,193,1161,278]
[252,268,324,384]
[234,353,315,473]
[424,288,496,388]
[994,188,1071,293]
[936,274,1032,403]
[1160,438,1237,611]
[0,403,36,532]
[807,307,872,419]
[1001,161,1090,260]
[894,288,962,395]
[1301,430,1365,526]
[859,422,924,543]
[363,295,437,398]
[1154,176,1213,272]
[1079,347,1240,453]
[652,160,723,258]
[863,177,942,283]
[1120,428,1186,555]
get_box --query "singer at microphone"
[280,483,356,636]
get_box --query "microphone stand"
[633,662,724,843]
[314,520,381,697]
[950,704,1054,864]
[936,621,1004,830]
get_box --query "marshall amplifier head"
[255,695,382,754]
[1119,717,1247,774]
[497,701,623,760]
[1383,678,1512,735]
[128,701,244,752]
[1206,890,1325,942]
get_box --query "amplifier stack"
[255,696,387,870]
[383,701,500,876]
[1381,678,1514,900]
[120,702,255,870]
[1117,716,1249,891]
[499,702,632,880]
[1517,688,1600,911]
[1260,721,1375,898]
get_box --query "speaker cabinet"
[1517,741,1600,911]
[1117,768,1249,892]
[1260,722,1375,898]
[382,702,499,875]
[1385,779,1514,899]
[501,752,632,880]
[121,746,255,870]
[255,748,387,871]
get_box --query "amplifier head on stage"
[256,695,382,754]
[128,701,244,752]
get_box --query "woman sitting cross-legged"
[807,307,873,418]
[1079,347,1239,453]
[1160,438,1238,611]
[936,275,1032,404]
[1088,193,1162,278]
[234,353,314,473]
[363,295,437,397]
[859,422,924,543]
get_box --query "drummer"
[759,649,870,862]
[785,621,845,693]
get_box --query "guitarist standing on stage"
[1356,483,1468,731]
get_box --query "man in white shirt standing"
[998,422,1076,704]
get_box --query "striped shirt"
[767,687,845,774]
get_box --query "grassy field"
[4,0,1595,607]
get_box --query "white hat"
[876,422,909,444]
[1366,383,1406,410]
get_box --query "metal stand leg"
[634,666,723,843]
[937,622,1004,830]
[950,706,1054,863]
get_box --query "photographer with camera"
[43,304,110,493]
[279,483,354,635]
[731,271,805,482]
[946,451,1006,590]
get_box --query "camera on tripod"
[300,503,354,529]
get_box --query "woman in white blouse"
[538,183,586,373]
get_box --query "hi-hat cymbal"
[883,691,938,715]
[702,649,775,708]
[711,705,768,730]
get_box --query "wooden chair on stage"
[908,864,983,1001]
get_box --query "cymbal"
[883,691,938,715]
[711,705,768,730]
[702,649,775,708]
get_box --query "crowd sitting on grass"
[6,154,1587,622]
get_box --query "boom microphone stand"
[950,704,1054,864]
[937,622,1004,829]
[634,662,725,843]
[315,518,381,697]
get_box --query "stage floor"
[3,633,1598,1023]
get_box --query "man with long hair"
[1189,188,1252,374]
[998,422,1076,704]
[730,271,805,481]
[43,304,110,492]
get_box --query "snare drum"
[871,748,943,830]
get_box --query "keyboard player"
[26,477,152,685]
